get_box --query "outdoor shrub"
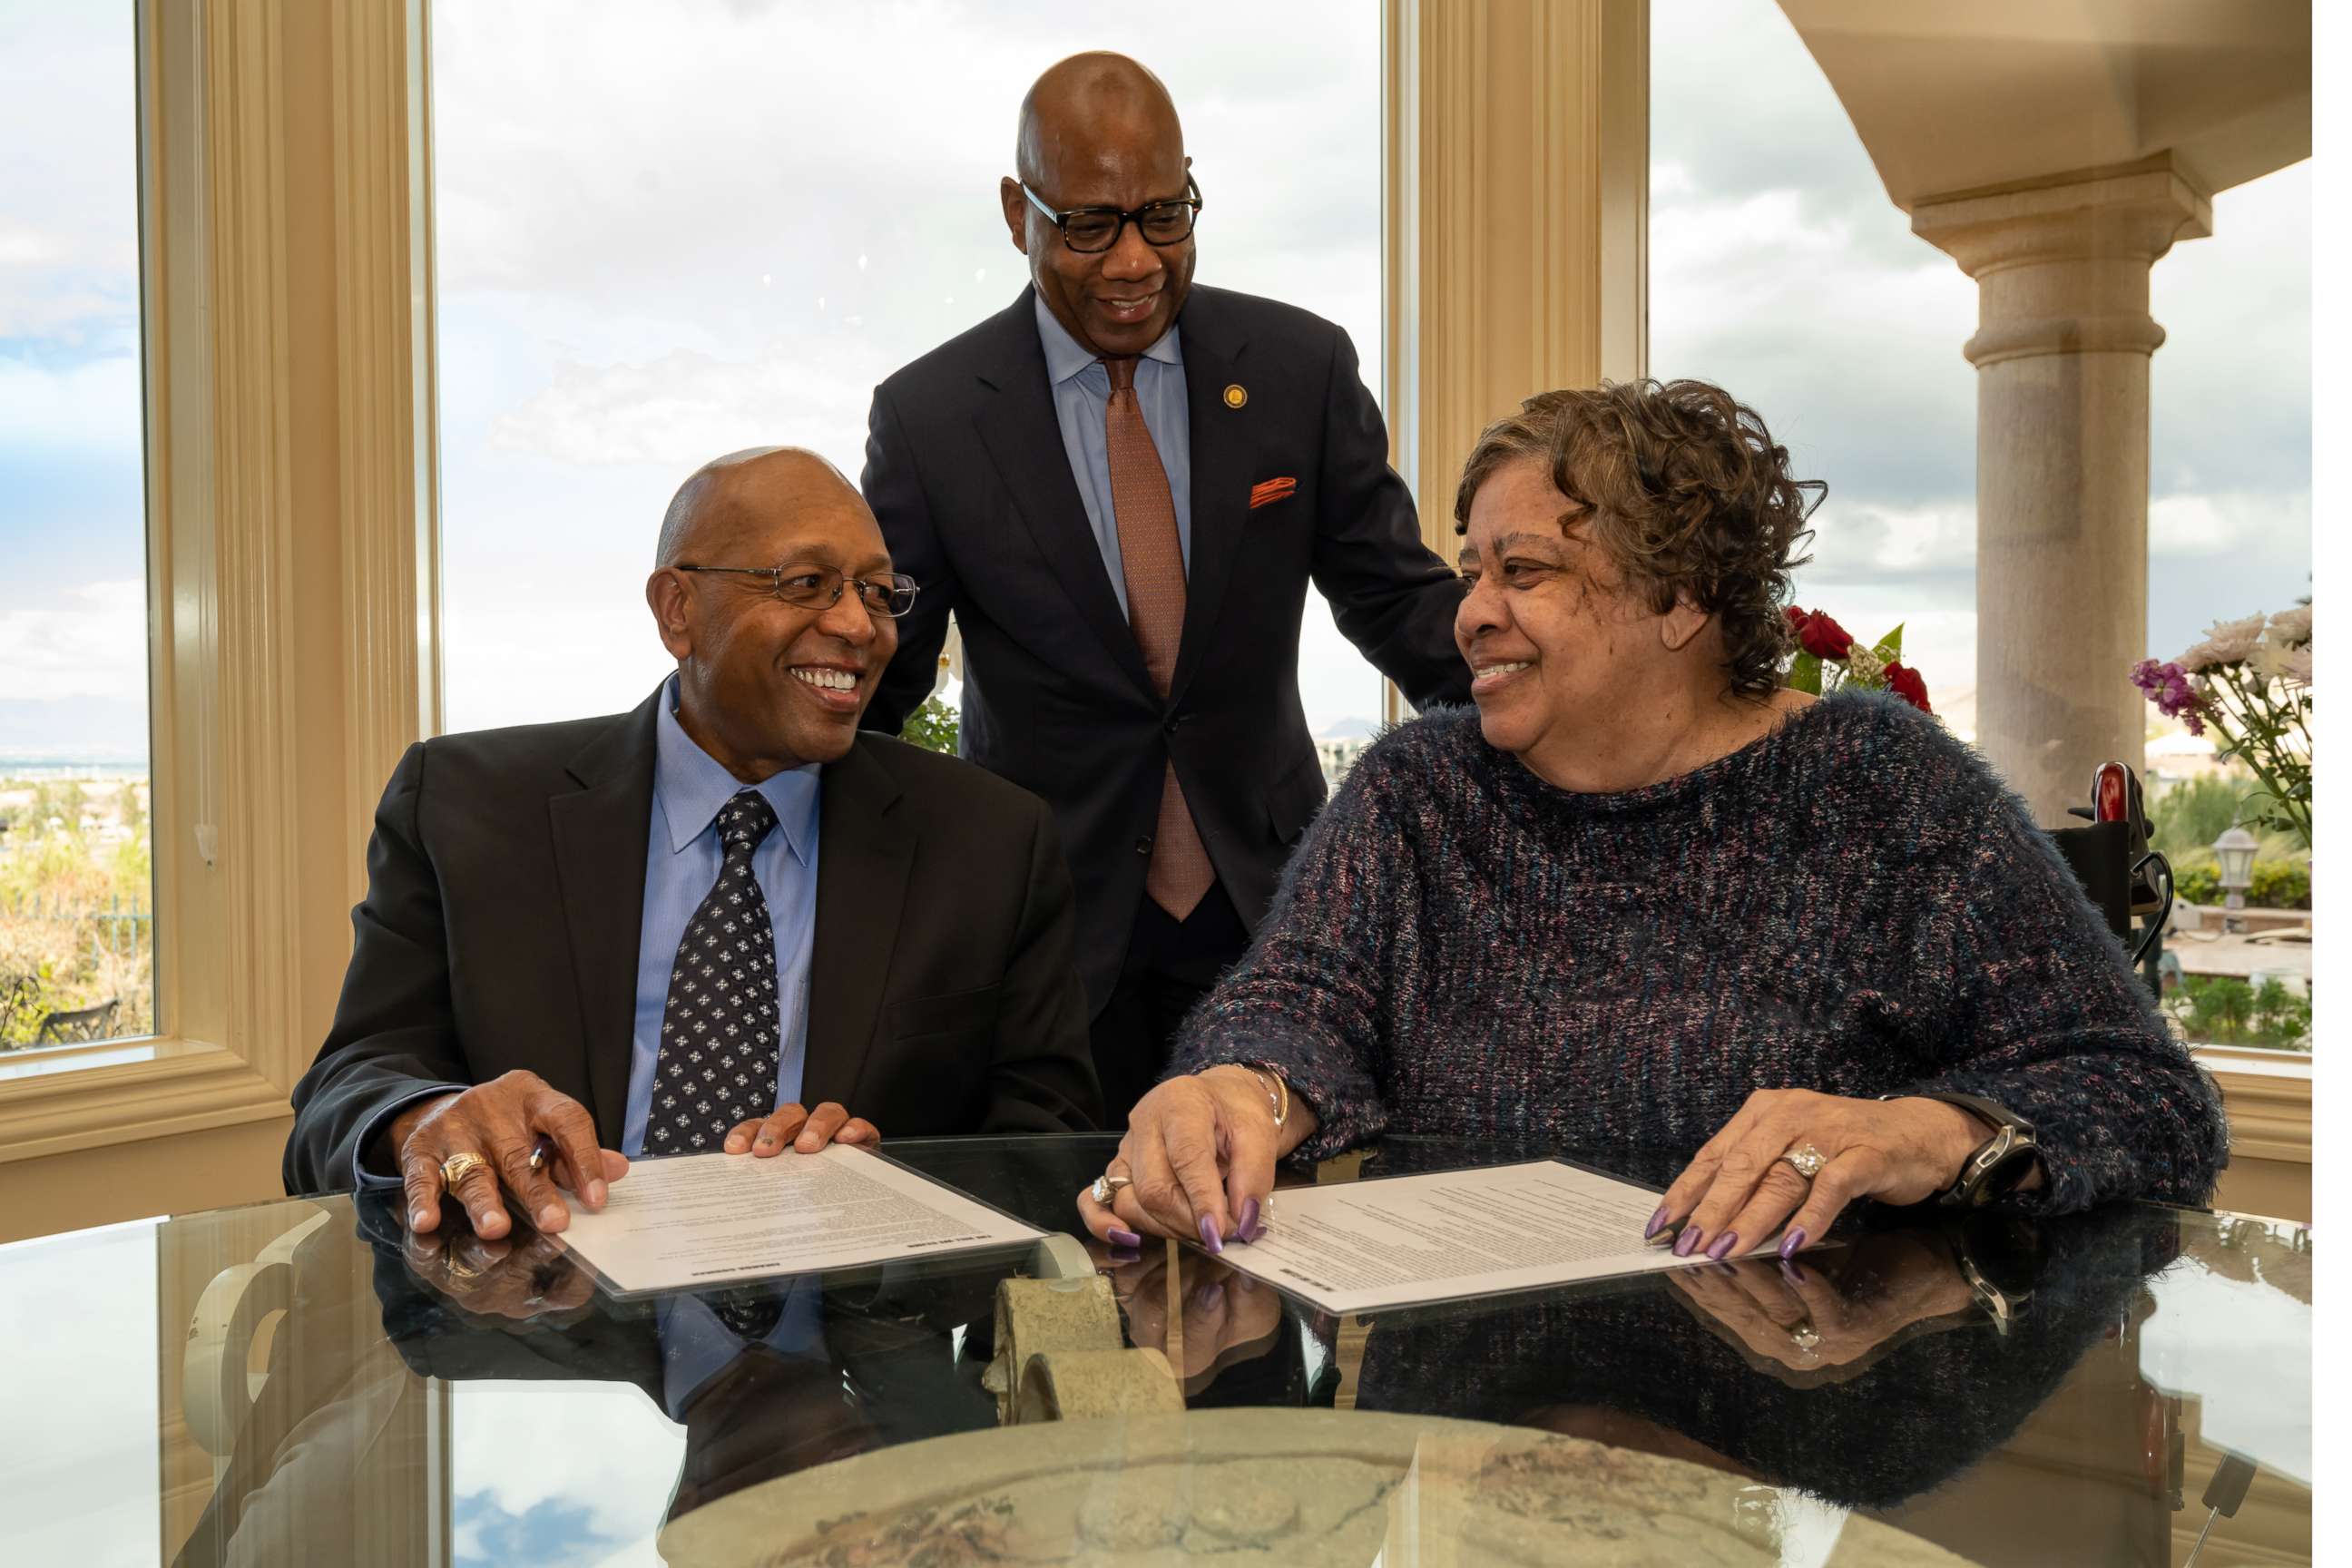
[2165,972,2312,1051]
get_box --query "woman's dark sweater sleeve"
[1900,765,2228,1212]
[1164,739,1416,1157]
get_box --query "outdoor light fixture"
[2213,826,2259,932]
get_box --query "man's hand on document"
[722,1101,880,1160]
[390,1071,630,1241]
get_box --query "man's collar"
[1032,291,1182,387]
[654,674,820,865]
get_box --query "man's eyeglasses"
[674,564,921,619]
[1021,174,1203,255]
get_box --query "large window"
[1651,0,2313,1051]
[0,1,155,1054]
[433,0,1388,749]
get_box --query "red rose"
[1785,606,1810,630]
[1794,610,1854,661]
[1886,661,1932,714]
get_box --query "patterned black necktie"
[646,789,781,1156]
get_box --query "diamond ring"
[1779,1143,1828,1181]
[1090,1173,1133,1206]
[1788,1320,1822,1354]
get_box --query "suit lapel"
[971,289,1156,698]
[548,691,660,1144]
[1170,299,1252,704]
[802,738,916,1109]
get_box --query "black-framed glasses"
[1021,174,1203,254]
[674,563,921,619]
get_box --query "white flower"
[1844,644,1886,686]
[2267,603,2313,648]
[2178,612,2269,671]
[2282,647,2313,686]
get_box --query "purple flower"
[2131,659,2206,730]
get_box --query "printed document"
[555,1143,1040,1296]
[1216,1159,1760,1313]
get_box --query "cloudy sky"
[0,0,2312,756]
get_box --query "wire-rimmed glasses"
[673,563,920,619]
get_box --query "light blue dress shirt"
[624,675,822,1158]
[1034,294,1192,613]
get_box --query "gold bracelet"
[1243,1064,1289,1132]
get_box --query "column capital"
[1914,164,2211,369]
[1912,163,2213,277]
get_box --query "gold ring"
[444,1254,483,1280]
[1779,1143,1828,1181]
[440,1151,491,1189]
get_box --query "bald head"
[656,446,862,568]
[1004,53,1197,361]
[1015,52,1183,190]
[645,445,896,781]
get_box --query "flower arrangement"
[1782,608,1932,714]
[2132,603,2312,848]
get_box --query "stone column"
[1912,166,2210,823]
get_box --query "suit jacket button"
[1163,716,1181,734]
[1135,835,1154,856]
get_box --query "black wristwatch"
[1906,1091,2042,1208]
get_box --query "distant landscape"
[0,769,153,1049]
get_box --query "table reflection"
[1354,1206,2167,1512]
[101,1136,2311,1566]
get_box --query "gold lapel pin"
[1223,384,1248,409]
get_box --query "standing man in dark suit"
[862,54,1470,1124]
[286,447,1099,1235]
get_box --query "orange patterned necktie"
[1103,356,1213,920]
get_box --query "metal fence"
[0,893,153,965]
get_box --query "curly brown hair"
[1452,379,1821,700]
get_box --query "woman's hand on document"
[1075,1066,1310,1251]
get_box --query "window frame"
[0,0,440,1185]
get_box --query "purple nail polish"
[1197,1213,1225,1255]
[1706,1231,1739,1262]
[1672,1227,1702,1258]
[1240,1219,1268,1244]
[1644,1205,1670,1240]
[1197,1282,1225,1313]
[1107,1227,1142,1249]
[1238,1197,1261,1233]
[1778,1226,1808,1261]
[1109,1248,1142,1266]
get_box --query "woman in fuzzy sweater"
[1076,379,2224,1264]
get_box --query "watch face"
[1976,1140,2042,1203]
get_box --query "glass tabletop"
[0,1135,2311,1565]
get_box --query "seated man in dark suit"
[285,446,1101,1238]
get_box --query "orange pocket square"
[1249,476,1298,510]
